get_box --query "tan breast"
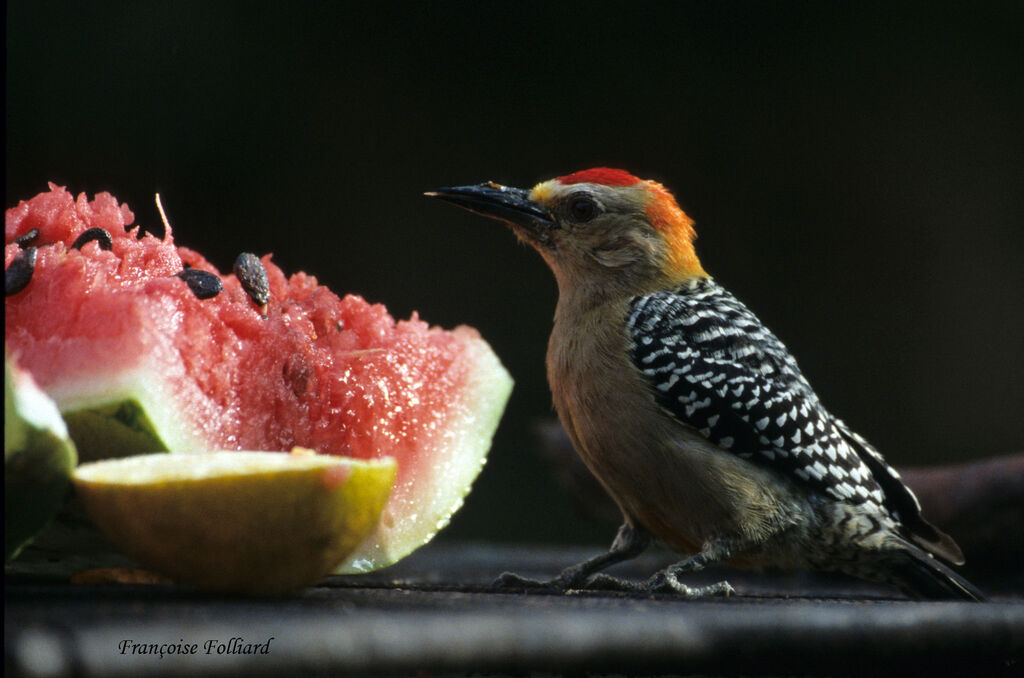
[546,295,805,560]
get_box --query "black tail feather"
[890,542,987,601]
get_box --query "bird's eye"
[568,196,598,223]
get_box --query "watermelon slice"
[5,184,513,572]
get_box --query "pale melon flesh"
[74,451,396,593]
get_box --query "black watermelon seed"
[13,228,40,248]
[176,268,223,299]
[71,227,113,252]
[233,252,270,307]
[6,247,37,296]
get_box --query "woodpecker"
[428,168,984,600]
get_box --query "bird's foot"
[493,562,595,591]
[492,571,561,590]
[644,569,735,597]
[583,571,734,597]
[580,573,647,592]
[536,573,737,602]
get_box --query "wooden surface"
[5,542,1023,677]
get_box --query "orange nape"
[642,180,705,280]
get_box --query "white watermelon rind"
[49,379,216,460]
[335,329,513,573]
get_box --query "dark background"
[7,1,1022,545]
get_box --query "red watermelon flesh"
[5,184,513,572]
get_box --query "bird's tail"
[888,541,987,601]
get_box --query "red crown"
[556,168,641,187]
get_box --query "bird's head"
[428,168,706,299]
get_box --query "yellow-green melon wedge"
[73,450,396,594]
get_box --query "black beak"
[426,182,555,235]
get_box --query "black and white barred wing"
[626,284,887,509]
[833,417,964,563]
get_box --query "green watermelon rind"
[335,331,513,573]
[5,355,79,562]
[63,399,167,461]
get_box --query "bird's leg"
[494,523,650,591]
[586,539,736,597]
